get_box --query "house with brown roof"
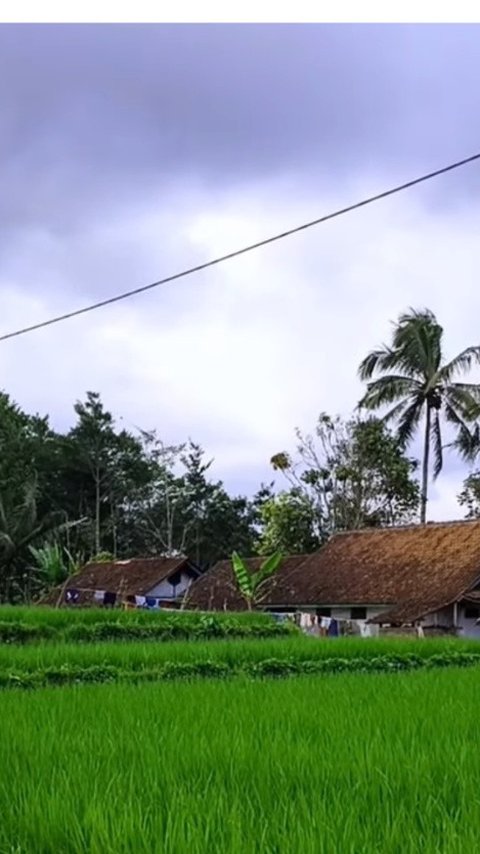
[45,556,201,608]
[184,520,480,637]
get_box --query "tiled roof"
[42,556,197,603]
[184,555,309,610]
[185,521,480,618]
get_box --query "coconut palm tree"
[358,308,480,523]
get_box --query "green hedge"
[1,651,479,690]
[0,615,295,645]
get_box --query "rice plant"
[0,669,479,853]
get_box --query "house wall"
[419,606,455,630]
[146,572,193,600]
[329,606,390,622]
[266,604,390,621]
[456,602,480,639]
[415,604,480,638]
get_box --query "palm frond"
[453,418,480,463]
[396,398,424,447]
[443,401,472,433]
[445,385,480,420]
[439,346,480,383]
[358,347,397,381]
[15,479,39,539]
[393,308,442,377]
[358,376,419,411]
[0,495,7,535]
[381,398,416,426]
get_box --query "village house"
[46,556,201,608]
[185,520,480,637]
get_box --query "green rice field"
[1,633,479,672]
[1,668,480,853]
[1,634,480,690]
[2,608,480,851]
[0,605,291,644]
[0,605,277,628]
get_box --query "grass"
[1,634,480,672]
[0,605,278,627]
[0,605,292,643]
[0,635,480,670]
[1,635,480,689]
[1,668,480,853]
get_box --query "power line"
[2,150,480,343]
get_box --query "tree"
[179,444,256,565]
[256,489,320,555]
[458,469,480,519]
[0,391,57,515]
[68,392,118,555]
[63,393,152,557]
[231,551,283,610]
[0,479,84,602]
[358,308,480,523]
[121,437,257,566]
[271,413,419,538]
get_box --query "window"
[316,607,331,617]
[464,606,480,620]
[350,607,367,620]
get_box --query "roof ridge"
[330,519,480,538]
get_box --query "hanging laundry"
[135,595,147,608]
[300,612,312,630]
[65,589,79,604]
[93,589,105,603]
[306,615,320,636]
[103,591,117,607]
[327,618,339,637]
[145,596,158,609]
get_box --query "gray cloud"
[1,24,480,233]
[1,25,480,520]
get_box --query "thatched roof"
[185,521,480,619]
[183,555,308,611]
[41,556,199,605]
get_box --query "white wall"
[420,606,455,629]
[456,604,480,639]
[308,605,390,622]
[146,572,193,599]
[418,604,480,638]
[329,606,389,622]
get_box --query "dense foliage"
[2,306,480,602]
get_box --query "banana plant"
[231,551,282,610]
[29,543,84,588]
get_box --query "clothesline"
[294,611,379,638]
[65,587,166,610]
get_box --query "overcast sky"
[1,23,480,519]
